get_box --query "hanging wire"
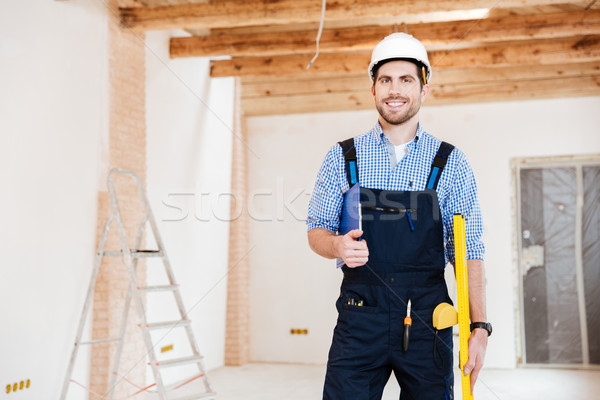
[306,0,327,69]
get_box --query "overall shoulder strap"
[426,141,455,190]
[338,137,358,186]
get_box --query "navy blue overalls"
[323,138,455,400]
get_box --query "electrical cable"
[68,373,204,399]
[306,0,327,69]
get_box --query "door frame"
[512,154,600,369]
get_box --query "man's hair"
[371,58,425,89]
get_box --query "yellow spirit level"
[454,213,473,400]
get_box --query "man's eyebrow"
[378,74,416,81]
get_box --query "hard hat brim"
[370,57,430,83]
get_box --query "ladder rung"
[143,319,190,330]
[102,251,123,257]
[150,355,204,369]
[102,250,163,258]
[79,338,121,345]
[132,250,162,258]
[137,285,178,293]
[170,393,216,400]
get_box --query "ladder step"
[137,284,178,293]
[144,319,191,330]
[132,250,162,258]
[78,337,121,345]
[151,355,204,369]
[102,250,163,258]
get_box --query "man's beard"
[376,96,421,126]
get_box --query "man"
[307,33,490,400]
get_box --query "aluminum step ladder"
[60,168,215,400]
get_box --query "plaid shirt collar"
[372,121,424,146]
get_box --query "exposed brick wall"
[89,0,148,397]
[224,79,251,365]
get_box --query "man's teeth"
[388,102,403,106]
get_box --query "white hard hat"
[368,33,432,83]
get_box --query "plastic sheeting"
[521,168,550,363]
[583,166,600,364]
[520,166,600,365]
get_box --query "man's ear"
[371,85,375,96]
[421,83,430,102]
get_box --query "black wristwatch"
[470,322,492,337]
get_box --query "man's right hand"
[335,229,369,268]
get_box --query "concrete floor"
[207,362,600,400]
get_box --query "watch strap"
[470,322,492,336]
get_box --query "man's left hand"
[463,328,488,394]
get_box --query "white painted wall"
[145,30,234,378]
[247,96,600,368]
[0,0,108,398]
[0,4,234,398]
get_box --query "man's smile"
[385,99,407,109]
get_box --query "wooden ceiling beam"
[241,62,600,98]
[211,36,600,77]
[242,74,600,116]
[171,9,600,58]
[121,0,573,32]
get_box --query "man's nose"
[389,80,403,95]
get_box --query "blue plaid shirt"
[307,122,485,263]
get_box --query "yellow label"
[161,344,174,353]
[290,328,309,335]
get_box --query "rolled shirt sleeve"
[307,144,345,233]
[442,150,485,264]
